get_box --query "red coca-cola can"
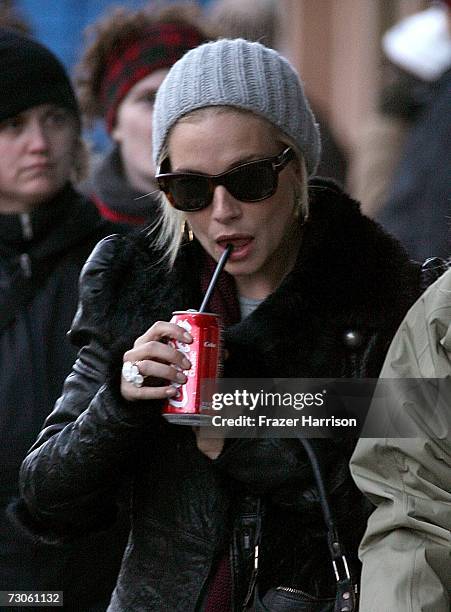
[162,310,222,425]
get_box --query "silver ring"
[122,361,144,388]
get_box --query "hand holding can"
[162,245,233,425]
[120,321,192,402]
[162,311,222,425]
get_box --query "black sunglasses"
[156,147,295,212]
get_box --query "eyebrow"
[173,151,273,174]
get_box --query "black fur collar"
[96,178,420,377]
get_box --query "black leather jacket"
[16,180,425,611]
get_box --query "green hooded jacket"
[351,267,451,612]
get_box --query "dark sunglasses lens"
[167,176,211,211]
[226,160,276,201]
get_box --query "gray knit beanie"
[152,38,321,176]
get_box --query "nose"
[211,185,242,224]
[26,120,49,153]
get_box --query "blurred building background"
[278,0,430,194]
[1,0,432,191]
[11,0,213,67]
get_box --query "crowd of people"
[0,2,449,612]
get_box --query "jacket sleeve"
[350,276,451,612]
[17,235,151,543]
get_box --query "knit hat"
[152,38,321,176]
[0,28,79,124]
[100,22,206,133]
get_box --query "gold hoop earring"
[293,192,302,219]
[184,220,194,242]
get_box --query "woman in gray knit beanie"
[18,38,426,612]
[152,37,321,267]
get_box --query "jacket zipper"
[276,586,332,599]
[19,213,33,278]
[20,213,33,240]
[240,499,262,611]
[19,253,32,278]
[277,586,310,595]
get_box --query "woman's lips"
[216,236,254,261]
[22,163,54,174]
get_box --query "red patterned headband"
[100,21,206,133]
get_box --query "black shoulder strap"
[299,439,359,611]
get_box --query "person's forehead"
[168,110,281,172]
[123,68,170,100]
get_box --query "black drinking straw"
[198,244,233,313]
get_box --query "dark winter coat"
[377,68,451,261]
[0,185,128,611]
[15,180,425,611]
